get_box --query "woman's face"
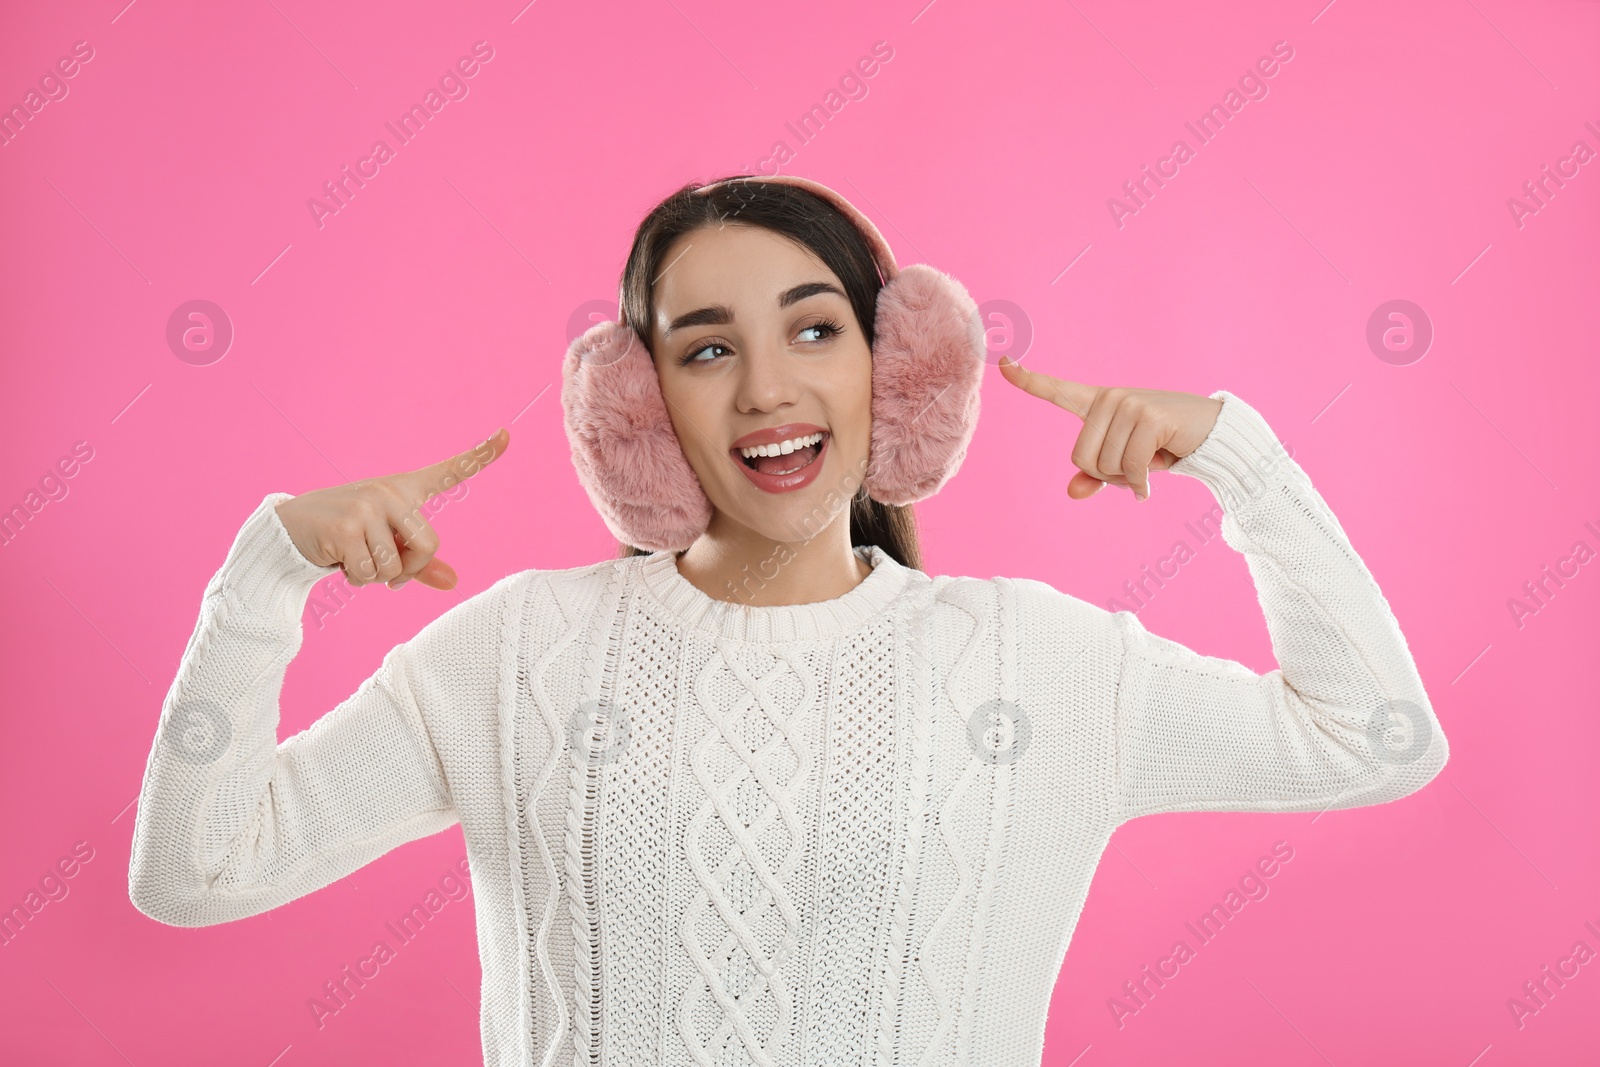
[649,221,873,547]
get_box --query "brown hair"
[612,174,922,571]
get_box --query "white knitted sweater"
[128,390,1447,1066]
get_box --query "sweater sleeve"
[128,492,502,928]
[1105,390,1449,824]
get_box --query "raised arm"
[1106,391,1447,820]
[995,362,1447,825]
[129,432,513,927]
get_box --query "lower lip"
[731,435,829,494]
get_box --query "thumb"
[413,556,459,591]
[385,529,460,591]
[1067,470,1107,500]
[1068,470,1107,499]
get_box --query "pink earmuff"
[561,174,985,554]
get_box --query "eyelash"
[676,319,845,367]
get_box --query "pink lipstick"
[729,423,830,494]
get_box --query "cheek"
[659,377,720,471]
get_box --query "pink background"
[2,0,1597,1063]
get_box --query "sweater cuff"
[1167,391,1300,511]
[216,492,341,616]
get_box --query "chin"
[712,493,840,547]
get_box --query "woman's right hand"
[273,428,510,591]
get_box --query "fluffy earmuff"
[561,321,714,554]
[864,263,985,505]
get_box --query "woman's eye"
[797,321,842,343]
[680,342,728,366]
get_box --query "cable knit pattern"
[127,391,1448,1066]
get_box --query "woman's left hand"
[996,354,1224,502]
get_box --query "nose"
[734,337,802,415]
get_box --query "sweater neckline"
[634,544,911,643]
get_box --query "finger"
[338,530,380,587]
[1068,470,1144,500]
[997,356,1100,421]
[1070,388,1122,481]
[413,555,459,591]
[408,427,511,503]
[1095,405,1139,486]
[385,501,442,587]
[1121,418,1162,502]
[1067,471,1108,500]
[364,515,404,584]
[387,545,455,590]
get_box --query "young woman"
[128,175,1448,1066]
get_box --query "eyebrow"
[664,281,846,336]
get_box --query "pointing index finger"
[999,357,1099,421]
[410,427,510,500]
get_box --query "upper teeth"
[738,431,824,459]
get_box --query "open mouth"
[734,431,828,476]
